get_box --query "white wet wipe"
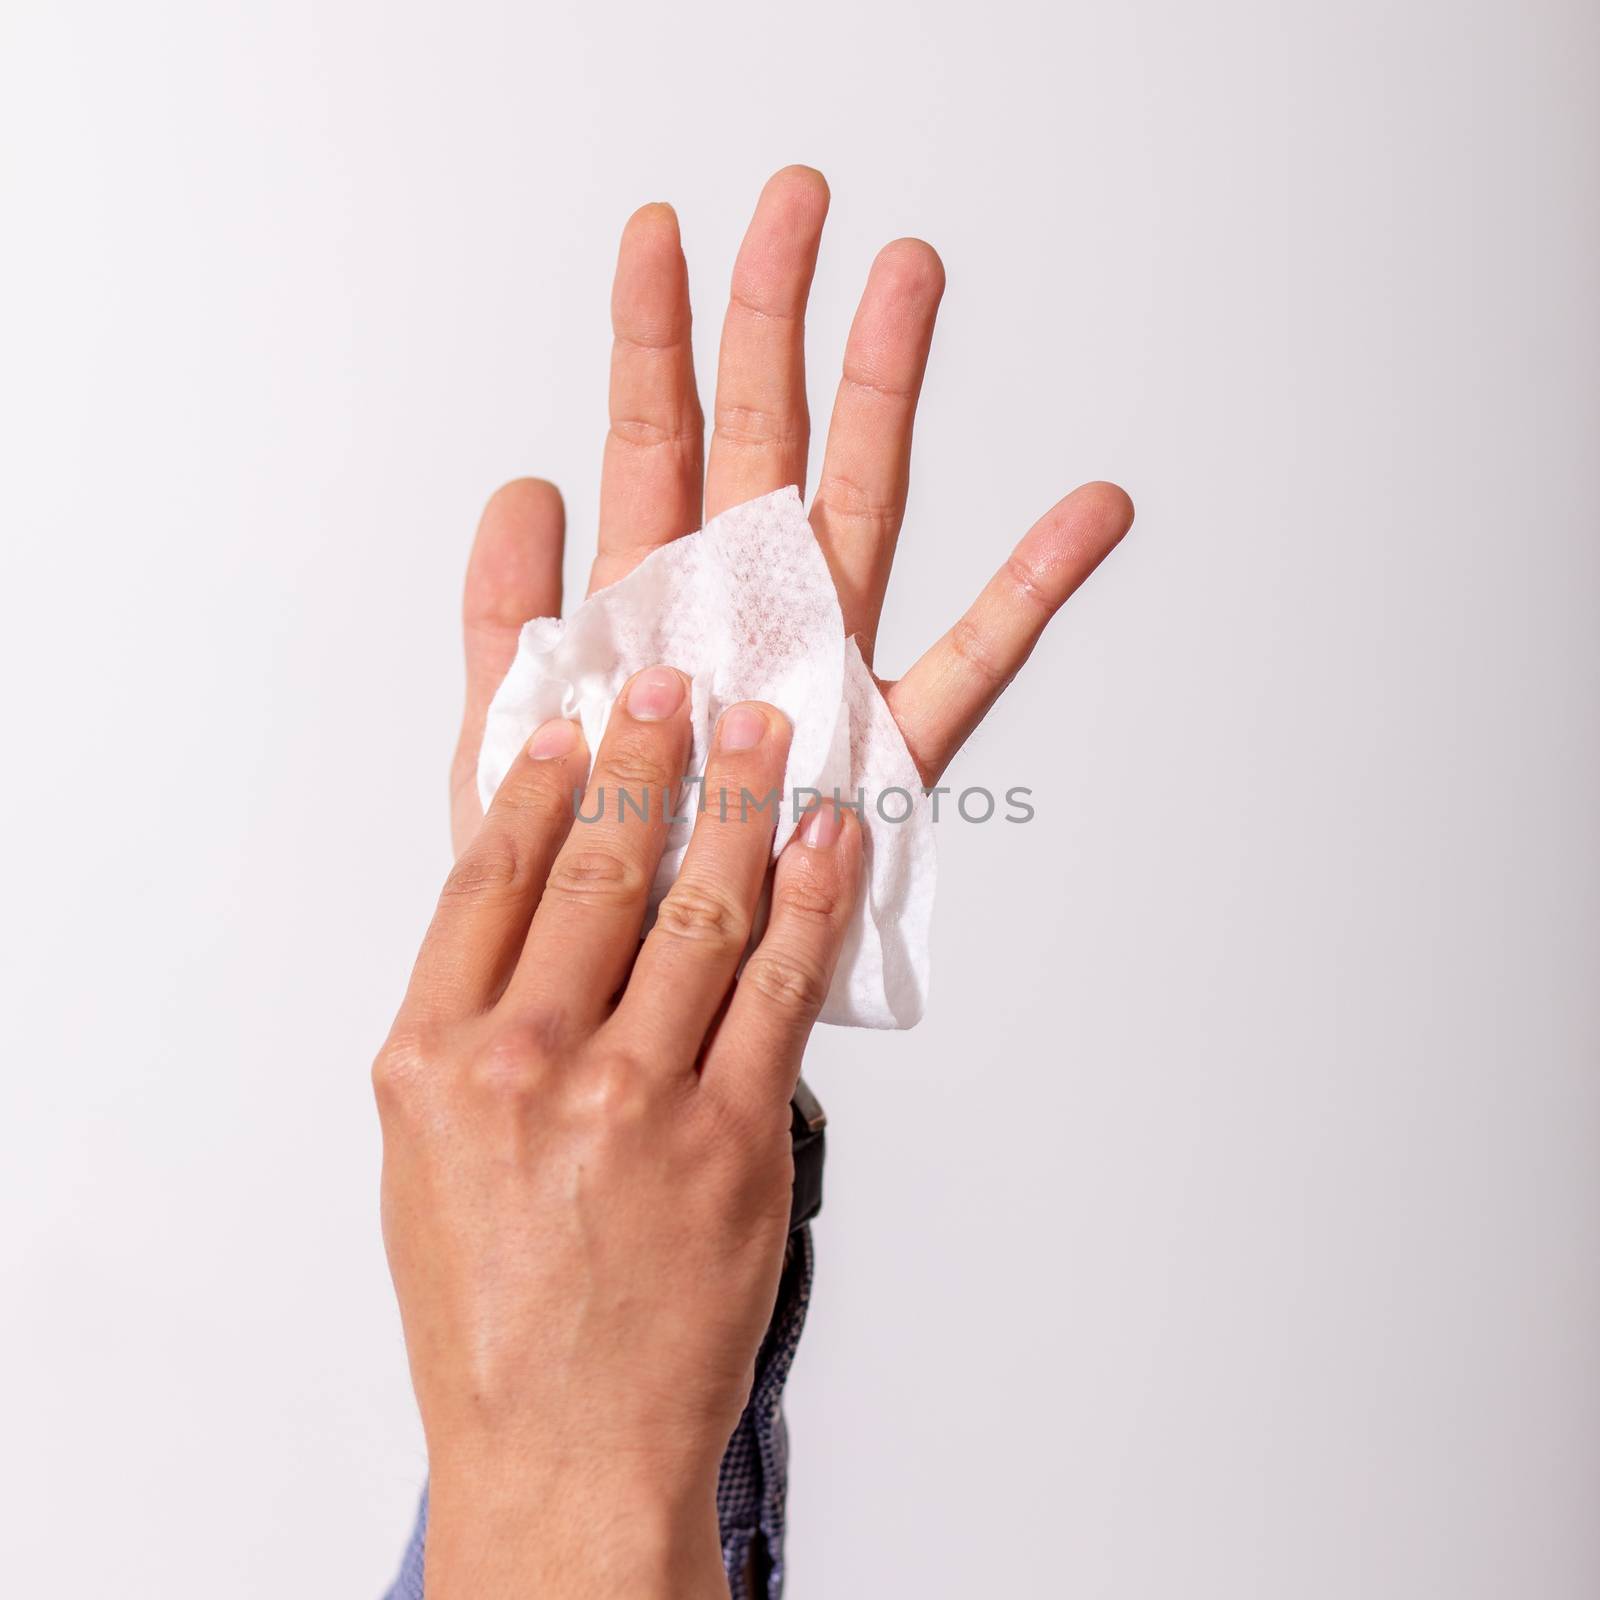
[477,486,934,1028]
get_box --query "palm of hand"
[448,166,1132,858]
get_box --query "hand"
[447,165,1133,857]
[376,673,861,1598]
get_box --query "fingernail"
[802,801,844,849]
[627,666,685,721]
[718,704,767,752]
[527,718,578,760]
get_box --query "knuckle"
[712,402,805,451]
[838,358,915,403]
[948,615,1010,688]
[727,286,801,326]
[570,1046,659,1127]
[773,859,842,922]
[370,1027,439,1117]
[741,949,830,1019]
[497,769,573,827]
[1001,552,1056,614]
[612,316,689,354]
[654,878,751,955]
[608,415,700,453]
[465,1016,559,1103]
[840,367,917,403]
[600,735,672,796]
[545,846,648,908]
[441,835,526,900]
[814,471,901,529]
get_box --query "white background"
[3,0,1597,1594]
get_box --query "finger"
[810,238,945,662]
[408,719,591,1020]
[450,479,566,856]
[591,203,704,594]
[610,702,793,1063]
[507,665,694,1028]
[886,481,1135,784]
[703,166,829,520]
[700,802,862,1109]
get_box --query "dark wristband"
[787,1077,826,1234]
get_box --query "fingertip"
[480,475,564,529]
[872,237,946,302]
[622,200,683,248]
[1075,479,1136,537]
[789,796,863,855]
[787,799,863,906]
[615,202,688,288]
[715,700,793,754]
[834,799,864,864]
[760,164,831,226]
[768,163,829,196]
[1013,482,1134,595]
[623,663,691,721]
[611,206,693,346]
[842,798,864,851]
[1033,479,1135,557]
[745,699,792,739]
[526,716,584,761]
[467,478,566,628]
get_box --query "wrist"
[424,1456,726,1600]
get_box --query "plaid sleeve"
[382,1224,816,1600]
[717,1225,814,1598]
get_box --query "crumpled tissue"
[476,486,934,1028]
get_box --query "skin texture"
[386,168,1134,1597]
